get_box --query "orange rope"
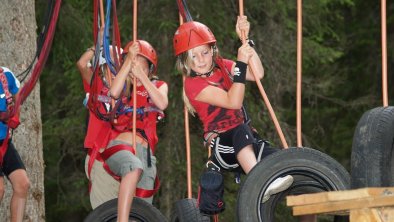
[179,14,193,199]
[381,0,388,107]
[238,1,289,148]
[296,0,303,147]
[99,0,105,27]
[132,0,138,149]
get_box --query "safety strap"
[100,143,135,160]
[135,129,154,167]
[0,130,10,166]
[88,143,160,198]
[87,119,112,193]
[0,69,13,166]
[100,143,135,182]
[136,176,160,198]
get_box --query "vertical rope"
[179,14,193,199]
[132,0,138,150]
[381,0,388,107]
[296,0,303,147]
[238,1,289,148]
[176,0,193,199]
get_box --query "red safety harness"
[85,77,163,198]
[0,68,20,166]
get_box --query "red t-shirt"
[116,80,166,151]
[184,59,244,134]
[84,80,166,152]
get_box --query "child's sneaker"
[262,175,294,203]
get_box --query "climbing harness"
[85,0,165,199]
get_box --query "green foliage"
[37,0,394,221]
[37,0,93,221]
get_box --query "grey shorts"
[85,140,157,208]
[104,140,144,177]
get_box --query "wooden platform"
[286,187,394,222]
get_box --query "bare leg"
[8,169,30,222]
[117,168,142,222]
[236,145,257,174]
[237,145,293,204]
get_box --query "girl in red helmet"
[174,16,293,207]
[104,40,168,222]
[77,30,167,220]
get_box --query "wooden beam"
[291,194,394,216]
[287,187,394,206]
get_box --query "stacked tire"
[351,106,394,188]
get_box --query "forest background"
[24,0,394,221]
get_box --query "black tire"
[84,197,168,222]
[351,106,394,188]
[170,198,211,222]
[236,147,350,222]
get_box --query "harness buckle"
[206,160,220,172]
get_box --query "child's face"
[189,44,213,74]
[128,55,150,76]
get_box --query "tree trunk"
[0,1,45,221]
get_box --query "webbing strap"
[87,121,112,182]
[88,143,160,198]
[100,143,136,182]
[100,143,135,161]
[0,69,12,166]
[136,176,160,198]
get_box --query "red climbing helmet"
[123,40,158,73]
[173,21,216,56]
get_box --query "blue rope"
[182,0,193,22]
[103,0,117,75]
[92,27,101,70]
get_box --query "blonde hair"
[176,45,219,115]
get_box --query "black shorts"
[0,140,26,177]
[209,124,280,171]
[209,123,255,170]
